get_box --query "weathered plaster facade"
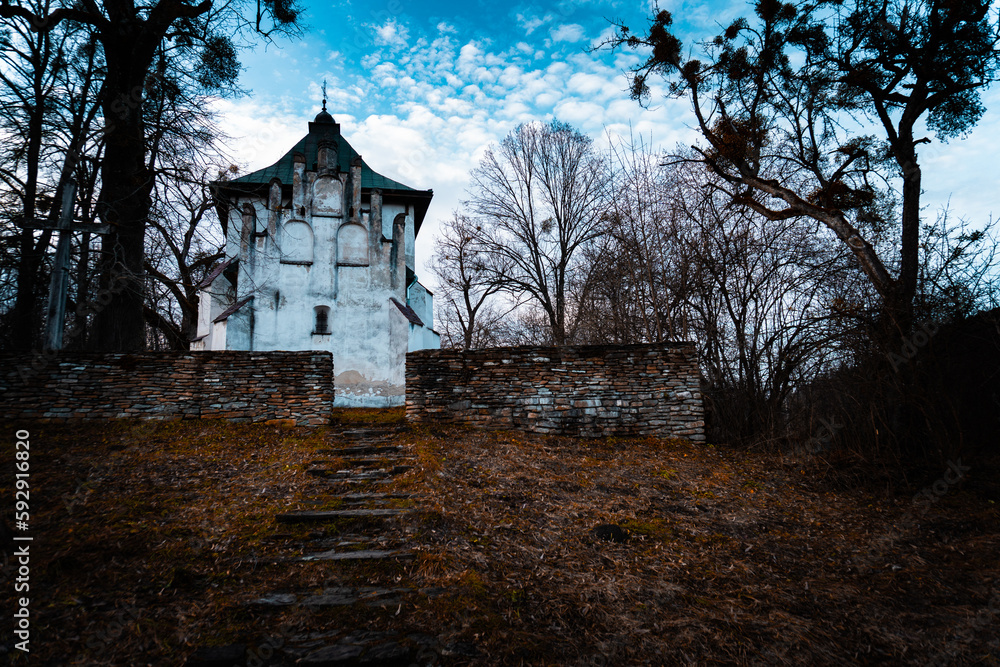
[192,106,440,406]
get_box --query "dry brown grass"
[2,415,999,665]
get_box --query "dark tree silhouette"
[606,0,1000,332]
[0,0,302,351]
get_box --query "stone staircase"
[186,424,455,667]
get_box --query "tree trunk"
[74,231,91,347]
[896,154,921,333]
[549,310,566,346]
[92,43,155,352]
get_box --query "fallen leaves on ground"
[2,414,998,665]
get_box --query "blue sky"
[212,0,1000,285]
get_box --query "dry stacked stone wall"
[0,351,333,426]
[406,344,704,440]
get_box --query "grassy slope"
[1,412,998,665]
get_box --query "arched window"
[314,306,330,335]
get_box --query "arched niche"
[281,220,314,264]
[337,222,368,266]
[313,175,343,216]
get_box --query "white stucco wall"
[204,135,439,406]
[408,323,441,353]
[407,281,434,330]
[192,277,232,351]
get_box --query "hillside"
[2,412,998,665]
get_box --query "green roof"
[231,122,419,192]
[215,115,433,233]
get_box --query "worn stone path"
[186,424,456,667]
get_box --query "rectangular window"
[314,307,330,334]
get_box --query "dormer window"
[314,306,330,335]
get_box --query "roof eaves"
[390,297,425,327]
[213,295,253,323]
[198,257,235,289]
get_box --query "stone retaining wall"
[405,344,704,440]
[0,352,333,426]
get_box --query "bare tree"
[429,212,511,349]
[577,141,863,443]
[0,3,104,350]
[144,164,226,349]
[677,166,861,443]
[575,132,694,344]
[466,120,610,345]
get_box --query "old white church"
[192,103,440,407]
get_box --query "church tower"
[192,102,440,407]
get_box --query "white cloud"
[920,88,1000,228]
[567,71,613,97]
[498,65,524,89]
[550,23,586,43]
[371,19,410,49]
[533,91,561,109]
[209,98,304,173]
[516,12,551,35]
[232,12,890,286]
[456,42,483,75]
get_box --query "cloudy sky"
[212,0,1000,285]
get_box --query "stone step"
[296,629,419,667]
[340,497,402,506]
[343,478,402,485]
[343,457,412,466]
[310,538,373,548]
[339,426,406,435]
[306,466,413,481]
[251,586,413,608]
[340,492,414,501]
[327,498,391,507]
[309,460,384,470]
[309,458,412,470]
[328,429,408,446]
[297,548,415,562]
[317,445,404,456]
[275,509,413,523]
